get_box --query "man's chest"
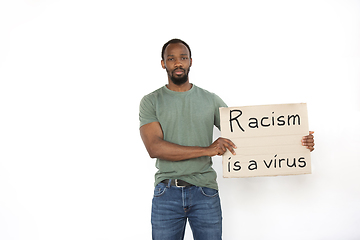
[156,97,215,126]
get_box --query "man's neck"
[166,81,192,92]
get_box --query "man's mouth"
[174,69,184,75]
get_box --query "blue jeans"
[151,180,222,240]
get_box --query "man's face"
[161,43,192,85]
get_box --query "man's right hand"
[207,137,237,156]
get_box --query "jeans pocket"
[154,183,167,197]
[200,187,219,197]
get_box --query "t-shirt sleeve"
[139,95,158,128]
[213,93,227,130]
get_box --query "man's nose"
[174,60,182,68]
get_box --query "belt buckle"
[175,179,185,188]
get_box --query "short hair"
[161,38,192,60]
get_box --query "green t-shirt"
[139,84,227,190]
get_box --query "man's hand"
[302,131,315,152]
[207,137,237,156]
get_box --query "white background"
[1,0,359,239]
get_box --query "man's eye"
[168,58,174,61]
[181,57,188,60]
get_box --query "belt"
[162,179,194,187]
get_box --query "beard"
[168,67,190,86]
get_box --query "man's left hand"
[302,131,315,152]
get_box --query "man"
[139,39,315,240]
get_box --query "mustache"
[173,68,185,72]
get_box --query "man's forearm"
[147,138,210,161]
[140,122,236,161]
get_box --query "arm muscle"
[140,122,209,161]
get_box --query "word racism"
[229,110,301,132]
[220,103,311,178]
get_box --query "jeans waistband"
[161,179,194,188]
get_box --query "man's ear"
[161,60,166,69]
[190,58,192,67]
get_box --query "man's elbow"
[148,151,157,159]
[147,146,161,159]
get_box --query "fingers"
[215,138,237,156]
[302,131,315,152]
[208,137,236,156]
[222,138,237,155]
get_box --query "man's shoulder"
[193,85,222,99]
[145,85,165,96]
[193,85,227,108]
[141,86,165,101]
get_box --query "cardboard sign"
[220,103,311,178]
